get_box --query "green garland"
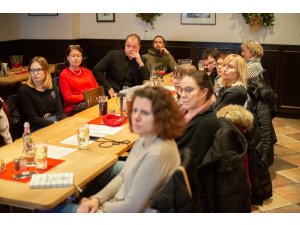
[136,13,162,28]
[242,13,275,28]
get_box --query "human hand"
[108,88,117,98]
[77,197,99,213]
[131,52,144,67]
[160,47,169,54]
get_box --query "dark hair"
[202,48,221,61]
[65,45,83,65]
[125,34,141,45]
[185,70,214,100]
[173,65,197,79]
[153,35,166,45]
[128,87,185,140]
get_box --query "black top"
[176,108,219,166]
[17,84,66,131]
[214,85,247,111]
[92,50,149,93]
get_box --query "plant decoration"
[242,13,275,34]
[136,13,162,29]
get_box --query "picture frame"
[181,13,216,25]
[96,13,115,22]
[28,13,58,16]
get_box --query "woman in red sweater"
[59,45,99,115]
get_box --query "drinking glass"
[34,142,48,170]
[0,158,6,174]
[198,60,205,71]
[177,59,192,66]
[98,96,108,116]
[9,55,23,71]
[77,125,90,150]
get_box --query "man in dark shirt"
[93,34,149,97]
[202,48,221,86]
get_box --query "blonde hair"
[241,40,264,59]
[26,56,52,90]
[221,54,247,88]
[216,104,254,131]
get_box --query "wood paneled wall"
[1,39,299,118]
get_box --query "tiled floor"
[1,117,300,213]
[253,117,300,213]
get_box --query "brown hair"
[183,69,214,101]
[173,64,197,80]
[128,87,185,139]
[65,45,83,66]
[26,56,52,89]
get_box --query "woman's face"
[216,58,224,76]
[131,96,155,137]
[241,47,253,61]
[179,76,204,111]
[222,61,239,85]
[67,49,82,68]
[172,73,182,92]
[29,62,46,84]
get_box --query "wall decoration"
[96,13,115,22]
[181,13,216,25]
[136,13,162,29]
[242,13,275,34]
[28,13,58,16]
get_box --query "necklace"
[69,67,81,76]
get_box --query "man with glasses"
[93,34,149,98]
[143,35,177,74]
[201,48,221,86]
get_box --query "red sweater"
[59,67,98,115]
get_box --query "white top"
[92,136,180,213]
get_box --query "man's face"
[153,37,165,50]
[125,37,140,59]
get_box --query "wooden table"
[73,97,138,156]
[0,74,174,210]
[0,64,55,86]
[0,116,121,210]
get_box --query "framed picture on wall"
[28,13,58,16]
[181,13,216,25]
[96,13,115,22]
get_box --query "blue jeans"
[42,161,124,213]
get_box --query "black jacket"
[197,118,251,212]
[92,50,149,93]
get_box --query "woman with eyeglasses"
[59,45,98,116]
[17,56,66,132]
[176,68,219,166]
[214,54,248,112]
[52,87,184,213]
[241,40,264,82]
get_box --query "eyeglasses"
[29,68,44,74]
[178,86,198,96]
[204,60,216,67]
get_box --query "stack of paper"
[29,172,73,189]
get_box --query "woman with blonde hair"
[241,40,264,81]
[214,54,247,111]
[17,56,66,131]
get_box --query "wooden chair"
[83,86,105,108]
